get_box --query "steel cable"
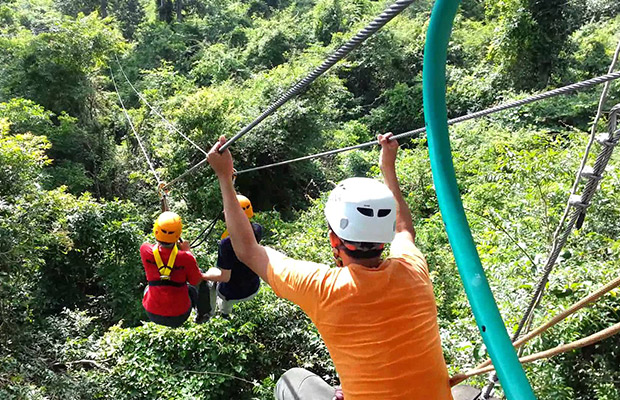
[218,0,416,152]
[114,56,208,157]
[480,38,620,400]
[234,70,620,175]
[163,0,416,189]
[110,68,162,186]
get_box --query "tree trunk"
[176,0,182,22]
[101,0,107,18]
[157,0,173,23]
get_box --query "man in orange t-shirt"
[207,133,453,399]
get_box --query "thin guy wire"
[163,158,209,190]
[114,55,208,156]
[235,70,620,175]
[110,67,162,186]
[218,0,416,152]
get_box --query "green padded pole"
[422,0,536,398]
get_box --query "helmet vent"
[339,218,349,230]
[356,207,373,217]
[377,209,392,218]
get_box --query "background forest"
[1,0,620,398]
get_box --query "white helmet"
[325,177,397,243]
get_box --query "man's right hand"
[207,135,235,179]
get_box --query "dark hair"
[157,241,176,248]
[328,225,384,259]
[340,239,384,259]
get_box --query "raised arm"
[207,136,271,283]
[202,267,231,283]
[378,133,415,242]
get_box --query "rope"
[110,68,162,186]
[451,321,620,383]
[450,275,620,386]
[114,55,208,157]
[234,70,620,176]
[190,211,223,248]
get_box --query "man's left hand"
[378,132,398,173]
[179,240,190,251]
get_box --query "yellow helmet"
[153,211,182,243]
[237,194,254,219]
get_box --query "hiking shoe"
[195,313,211,324]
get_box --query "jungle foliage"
[1,0,620,399]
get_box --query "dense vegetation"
[1,0,620,398]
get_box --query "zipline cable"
[114,55,208,157]
[163,0,417,189]
[481,103,620,398]
[110,67,162,187]
[481,109,620,398]
[234,70,620,176]
[218,0,416,152]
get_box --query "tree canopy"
[1,0,620,398]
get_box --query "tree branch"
[464,206,538,269]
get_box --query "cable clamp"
[158,182,169,199]
[568,194,589,209]
[596,134,618,147]
[580,166,603,181]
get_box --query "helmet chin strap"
[332,246,344,267]
[329,234,346,267]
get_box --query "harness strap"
[148,280,186,287]
[152,244,179,280]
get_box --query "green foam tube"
[422,0,536,398]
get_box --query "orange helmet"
[153,211,182,243]
[237,195,254,219]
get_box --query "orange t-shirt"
[266,237,453,400]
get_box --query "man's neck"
[345,257,382,269]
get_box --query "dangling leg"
[195,281,212,324]
[274,368,336,400]
[188,284,198,309]
[216,284,233,317]
[209,281,217,316]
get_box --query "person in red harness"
[140,211,210,327]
